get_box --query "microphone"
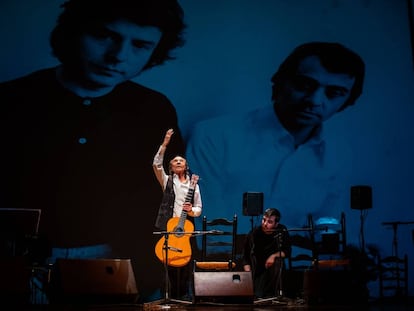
[269,228,287,232]
[274,231,284,239]
[209,230,225,235]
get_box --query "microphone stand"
[146,230,221,308]
[146,230,193,308]
[254,227,318,305]
[254,229,289,305]
[273,231,288,304]
[381,221,414,258]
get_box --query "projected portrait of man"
[0,0,186,301]
[186,41,365,231]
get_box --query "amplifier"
[193,271,254,304]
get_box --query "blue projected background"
[1,0,413,299]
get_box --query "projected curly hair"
[50,0,186,70]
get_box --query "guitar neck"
[184,188,195,203]
[178,176,198,225]
[179,187,194,222]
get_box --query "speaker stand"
[360,209,366,253]
[354,208,369,253]
[249,216,254,231]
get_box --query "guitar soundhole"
[174,227,184,237]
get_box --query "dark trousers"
[163,237,199,300]
[167,264,191,299]
[254,259,283,298]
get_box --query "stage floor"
[8,297,414,311]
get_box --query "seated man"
[242,208,291,298]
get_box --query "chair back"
[378,253,409,300]
[195,214,237,271]
[311,212,346,261]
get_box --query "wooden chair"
[310,212,347,264]
[378,254,408,300]
[284,215,316,299]
[193,215,237,271]
[288,214,317,271]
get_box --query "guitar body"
[155,217,194,267]
[155,174,199,267]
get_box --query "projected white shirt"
[186,104,352,234]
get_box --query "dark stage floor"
[7,297,414,311]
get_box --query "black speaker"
[49,258,139,304]
[193,271,254,304]
[304,270,367,305]
[350,185,372,210]
[242,192,263,216]
[0,257,31,304]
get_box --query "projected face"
[275,55,355,128]
[76,19,162,88]
[261,215,278,234]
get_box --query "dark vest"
[154,175,174,230]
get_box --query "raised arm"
[152,129,174,188]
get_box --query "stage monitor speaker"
[243,192,263,216]
[49,258,139,304]
[304,270,367,305]
[193,271,254,304]
[0,257,31,304]
[350,185,372,210]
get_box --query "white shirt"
[153,145,202,218]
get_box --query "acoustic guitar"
[154,174,199,267]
